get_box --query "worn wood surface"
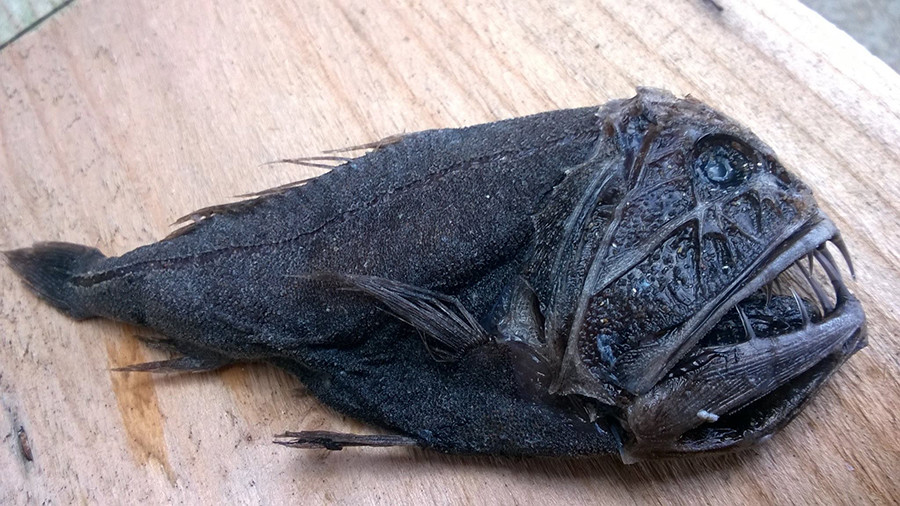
[1,0,898,504]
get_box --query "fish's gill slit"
[544,161,618,327]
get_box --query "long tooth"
[814,249,850,304]
[790,287,810,326]
[797,261,833,315]
[830,233,856,279]
[736,306,757,340]
[816,243,840,279]
[816,243,843,307]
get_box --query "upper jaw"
[624,212,847,395]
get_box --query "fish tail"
[4,242,106,320]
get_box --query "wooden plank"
[0,0,897,503]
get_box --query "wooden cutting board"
[1,0,898,503]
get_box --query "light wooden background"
[1,1,898,504]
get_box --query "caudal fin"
[4,242,105,320]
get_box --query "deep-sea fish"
[6,88,866,462]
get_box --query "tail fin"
[4,242,105,320]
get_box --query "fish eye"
[692,135,757,186]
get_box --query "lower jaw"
[622,321,865,462]
[618,272,866,461]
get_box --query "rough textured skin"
[5,89,867,461]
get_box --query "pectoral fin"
[312,273,491,362]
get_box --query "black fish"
[5,88,866,462]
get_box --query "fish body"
[6,89,866,461]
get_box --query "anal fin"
[274,430,419,450]
[112,355,232,373]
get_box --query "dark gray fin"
[166,134,405,240]
[167,185,306,240]
[263,156,350,170]
[312,273,491,361]
[4,242,105,320]
[234,177,314,198]
[170,198,265,226]
[112,355,232,373]
[322,133,406,154]
[166,174,322,240]
[165,197,267,240]
[168,176,318,239]
[274,430,419,450]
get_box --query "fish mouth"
[620,213,867,459]
[706,212,865,352]
[697,215,861,350]
[656,212,863,383]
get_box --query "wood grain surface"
[1,0,898,504]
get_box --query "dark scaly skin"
[5,89,866,461]
[70,105,602,358]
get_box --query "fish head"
[548,89,867,459]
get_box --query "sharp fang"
[814,249,850,304]
[736,305,757,340]
[797,261,833,315]
[816,243,841,281]
[790,287,811,325]
[830,233,856,279]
